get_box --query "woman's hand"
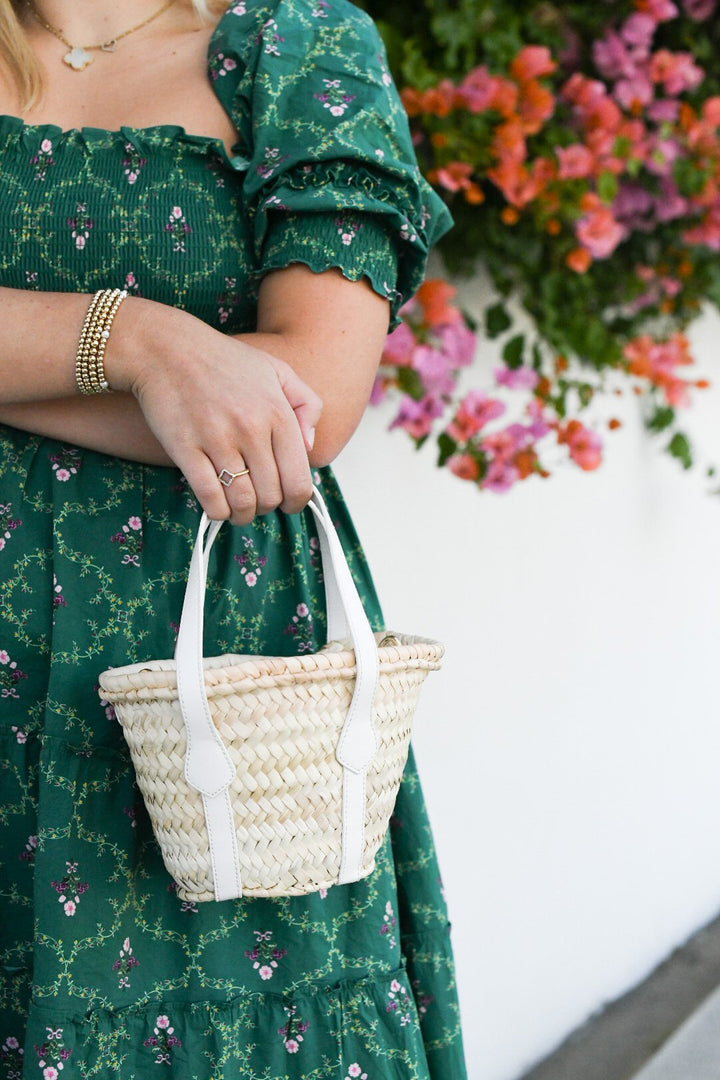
[106,301,322,525]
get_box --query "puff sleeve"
[209,0,453,327]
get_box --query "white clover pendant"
[64,47,93,71]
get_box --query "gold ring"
[218,467,251,487]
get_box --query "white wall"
[334,284,720,1080]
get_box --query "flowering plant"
[359,0,720,491]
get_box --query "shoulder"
[211,0,382,63]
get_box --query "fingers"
[266,355,323,453]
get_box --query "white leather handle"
[174,486,381,898]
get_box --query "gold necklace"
[26,0,178,71]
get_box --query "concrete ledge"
[631,983,720,1080]
[518,910,720,1080]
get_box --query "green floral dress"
[0,2,465,1077]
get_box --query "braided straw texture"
[100,633,443,901]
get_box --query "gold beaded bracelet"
[75,288,128,395]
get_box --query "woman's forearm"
[0,396,173,465]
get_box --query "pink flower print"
[245,929,287,979]
[494,365,540,390]
[156,1016,170,1030]
[0,651,27,699]
[63,901,76,917]
[285,1039,300,1053]
[19,834,37,863]
[122,142,147,185]
[12,727,27,744]
[259,965,273,980]
[144,1015,181,1064]
[49,447,80,479]
[262,18,284,56]
[55,468,70,482]
[245,572,257,587]
[346,1066,368,1080]
[43,1067,58,1080]
[319,887,328,899]
[0,650,9,664]
[165,206,192,252]
[128,516,142,531]
[67,204,93,250]
[31,137,55,180]
[231,1,247,12]
[4,1038,19,1050]
[312,0,330,15]
[51,861,89,913]
[314,78,356,118]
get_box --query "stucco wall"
[333,290,720,1080]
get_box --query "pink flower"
[592,32,637,81]
[621,13,656,49]
[446,390,506,442]
[245,572,257,587]
[285,1039,300,1053]
[171,206,183,219]
[556,144,594,180]
[494,365,539,390]
[128,517,142,531]
[382,322,416,367]
[481,459,520,493]
[614,74,654,110]
[457,66,498,113]
[649,50,704,95]
[682,0,716,18]
[390,395,444,440]
[43,1068,58,1080]
[0,651,9,664]
[559,421,603,470]
[5,1037,19,1049]
[55,468,70,482]
[259,965,274,980]
[637,0,678,19]
[63,900,76,916]
[436,322,476,369]
[576,207,626,258]
[348,1067,363,1079]
[412,345,457,397]
[296,603,309,617]
[448,454,480,482]
[156,1016,170,1029]
[223,57,237,70]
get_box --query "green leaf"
[397,367,425,400]
[502,334,525,369]
[667,432,693,470]
[597,171,619,204]
[485,302,512,338]
[648,406,675,433]
[437,432,457,467]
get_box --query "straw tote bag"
[99,488,444,902]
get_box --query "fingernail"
[307,427,315,450]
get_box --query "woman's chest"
[0,127,258,331]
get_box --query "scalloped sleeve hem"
[258,209,401,321]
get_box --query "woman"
[0,1,466,1076]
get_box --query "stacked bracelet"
[75,288,128,395]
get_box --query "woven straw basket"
[99,489,443,902]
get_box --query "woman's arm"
[0,267,389,516]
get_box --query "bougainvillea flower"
[682,0,717,18]
[416,279,462,325]
[437,323,476,368]
[446,390,506,442]
[381,322,417,367]
[481,458,521,493]
[413,345,458,397]
[390,395,445,440]
[576,207,626,257]
[448,454,481,482]
[635,0,679,20]
[566,247,593,273]
[556,144,595,180]
[457,66,499,113]
[494,365,540,390]
[510,45,557,83]
[558,421,603,470]
[650,50,704,95]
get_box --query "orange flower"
[546,218,562,235]
[492,119,527,164]
[448,454,481,482]
[434,160,475,193]
[489,78,520,118]
[400,87,424,118]
[464,183,485,205]
[513,448,538,479]
[501,206,520,224]
[566,247,592,273]
[416,279,460,326]
[510,45,557,84]
[608,418,622,430]
[519,80,555,135]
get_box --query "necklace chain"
[26,0,177,55]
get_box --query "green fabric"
[0,2,465,1078]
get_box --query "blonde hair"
[0,0,228,109]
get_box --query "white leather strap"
[175,487,381,900]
